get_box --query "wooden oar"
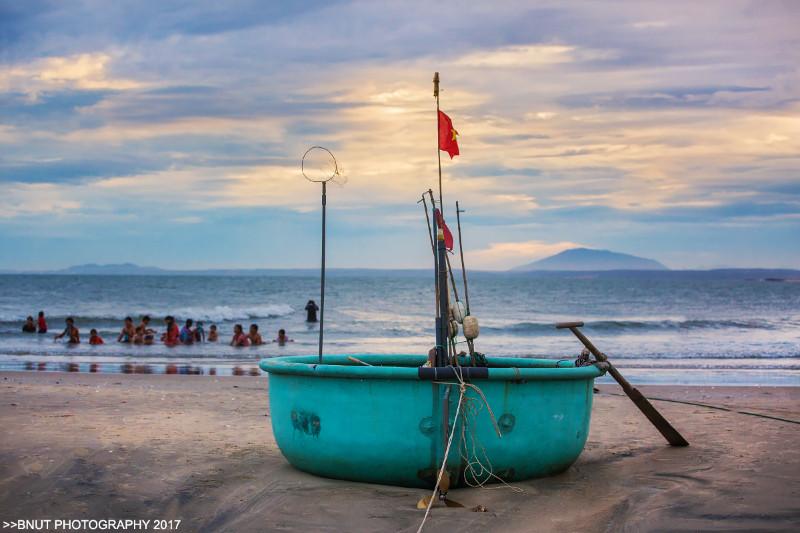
[556,321,689,447]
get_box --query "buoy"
[463,316,479,340]
[449,319,458,338]
[452,301,466,323]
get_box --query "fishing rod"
[455,201,477,365]
[425,189,460,305]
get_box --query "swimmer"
[162,316,180,347]
[194,321,206,343]
[89,329,104,345]
[117,316,135,343]
[248,324,263,345]
[305,300,319,322]
[54,317,80,344]
[208,324,219,342]
[180,319,194,344]
[37,311,48,334]
[134,315,155,345]
[274,328,294,346]
[22,316,36,333]
[230,324,250,347]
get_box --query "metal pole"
[455,201,470,315]
[318,181,326,363]
[434,72,443,216]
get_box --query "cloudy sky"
[1,0,798,270]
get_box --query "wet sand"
[1,372,798,532]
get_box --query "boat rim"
[259,354,605,381]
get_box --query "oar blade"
[627,387,689,446]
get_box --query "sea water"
[0,273,798,385]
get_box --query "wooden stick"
[556,321,689,447]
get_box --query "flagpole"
[432,72,449,368]
[434,72,443,214]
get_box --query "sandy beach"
[1,372,798,532]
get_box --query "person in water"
[89,329,104,345]
[275,328,293,346]
[22,316,36,333]
[180,319,195,344]
[248,324,263,345]
[134,315,155,345]
[37,311,48,334]
[230,324,250,347]
[54,317,80,344]
[117,316,136,343]
[305,300,319,322]
[194,321,205,343]
[162,316,180,347]
[207,324,218,342]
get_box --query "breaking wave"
[0,304,294,324]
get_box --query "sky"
[1,0,798,271]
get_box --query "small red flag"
[434,208,454,251]
[438,110,459,159]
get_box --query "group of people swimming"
[23,311,296,347]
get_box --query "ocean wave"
[0,304,295,324]
[482,318,784,334]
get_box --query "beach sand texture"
[1,373,798,532]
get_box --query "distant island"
[1,260,798,280]
[512,248,668,271]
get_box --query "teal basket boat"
[260,354,606,489]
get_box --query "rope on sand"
[601,391,800,425]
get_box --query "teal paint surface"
[260,354,605,488]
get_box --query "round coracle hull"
[259,354,604,488]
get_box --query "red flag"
[434,208,454,251]
[438,110,459,159]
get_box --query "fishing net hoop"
[301,146,341,184]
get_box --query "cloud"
[469,240,583,270]
[0,183,82,218]
[0,0,798,269]
[1,53,145,99]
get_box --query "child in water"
[248,324,263,345]
[134,315,155,345]
[54,317,80,344]
[180,319,194,344]
[275,329,293,346]
[117,316,135,343]
[37,311,47,334]
[230,324,250,347]
[22,316,36,333]
[208,324,218,342]
[194,321,205,343]
[162,316,180,347]
[89,329,104,345]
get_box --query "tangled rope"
[417,369,524,532]
[416,381,464,533]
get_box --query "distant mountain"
[56,263,167,275]
[512,248,668,271]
